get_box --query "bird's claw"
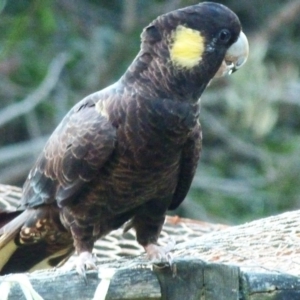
[144,238,175,266]
[75,251,97,283]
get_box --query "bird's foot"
[144,238,175,265]
[76,251,97,283]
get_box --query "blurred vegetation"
[0,0,300,224]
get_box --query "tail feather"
[0,208,74,275]
[0,210,35,273]
[0,240,18,272]
[0,210,35,248]
[1,240,74,275]
[0,211,22,228]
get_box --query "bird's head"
[137,2,249,99]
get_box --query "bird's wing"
[22,96,116,208]
[169,123,202,210]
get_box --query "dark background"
[0,0,300,224]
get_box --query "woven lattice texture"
[92,215,227,260]
[1,183,299,276]
[174,210,300,276]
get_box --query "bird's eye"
[218,29,231,43]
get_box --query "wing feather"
[169,123,202,210]
[22,96,116,208]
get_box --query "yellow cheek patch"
[170,25,205,69]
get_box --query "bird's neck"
[120,51,209,103]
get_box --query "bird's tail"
[0,209,74,275]
[0,210,34,273]
[0,210,23,228]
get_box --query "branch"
[0,136,49,183]
[201,108,271,163]
[0,53,70,127]
[0,136,48,166]
[121,0,138,34]
[260,1,300,40]
[0,159,37,184]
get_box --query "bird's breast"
[69,96,199,215]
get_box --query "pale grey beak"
[214,31,249,78]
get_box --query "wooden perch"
[1,210,300,299]
[1,258,300,300]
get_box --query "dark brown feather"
[0,2,243,274]
[22,96,116,208]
